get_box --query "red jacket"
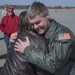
[0,13,19,37]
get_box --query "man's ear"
[46,12,50,19]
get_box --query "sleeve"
[24,30,74,73]
[0,17,5,32]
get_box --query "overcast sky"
[0,0,75,7]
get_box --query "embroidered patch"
[59,33,70,40]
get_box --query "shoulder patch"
[59,33,70,40]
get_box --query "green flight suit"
[24,19,75,75]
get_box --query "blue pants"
[4,35,10,54]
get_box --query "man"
[0,6,19,54]
[1,4,8,18]
[12,2,75,75]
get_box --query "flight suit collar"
[44,19,58,39]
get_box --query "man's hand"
[14,36,30,53]
[10,32,18,42]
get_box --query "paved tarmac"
[0,32,7,71]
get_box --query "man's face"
[8,9,13,16]
[4,4,8,10]
[28,15,50,35]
